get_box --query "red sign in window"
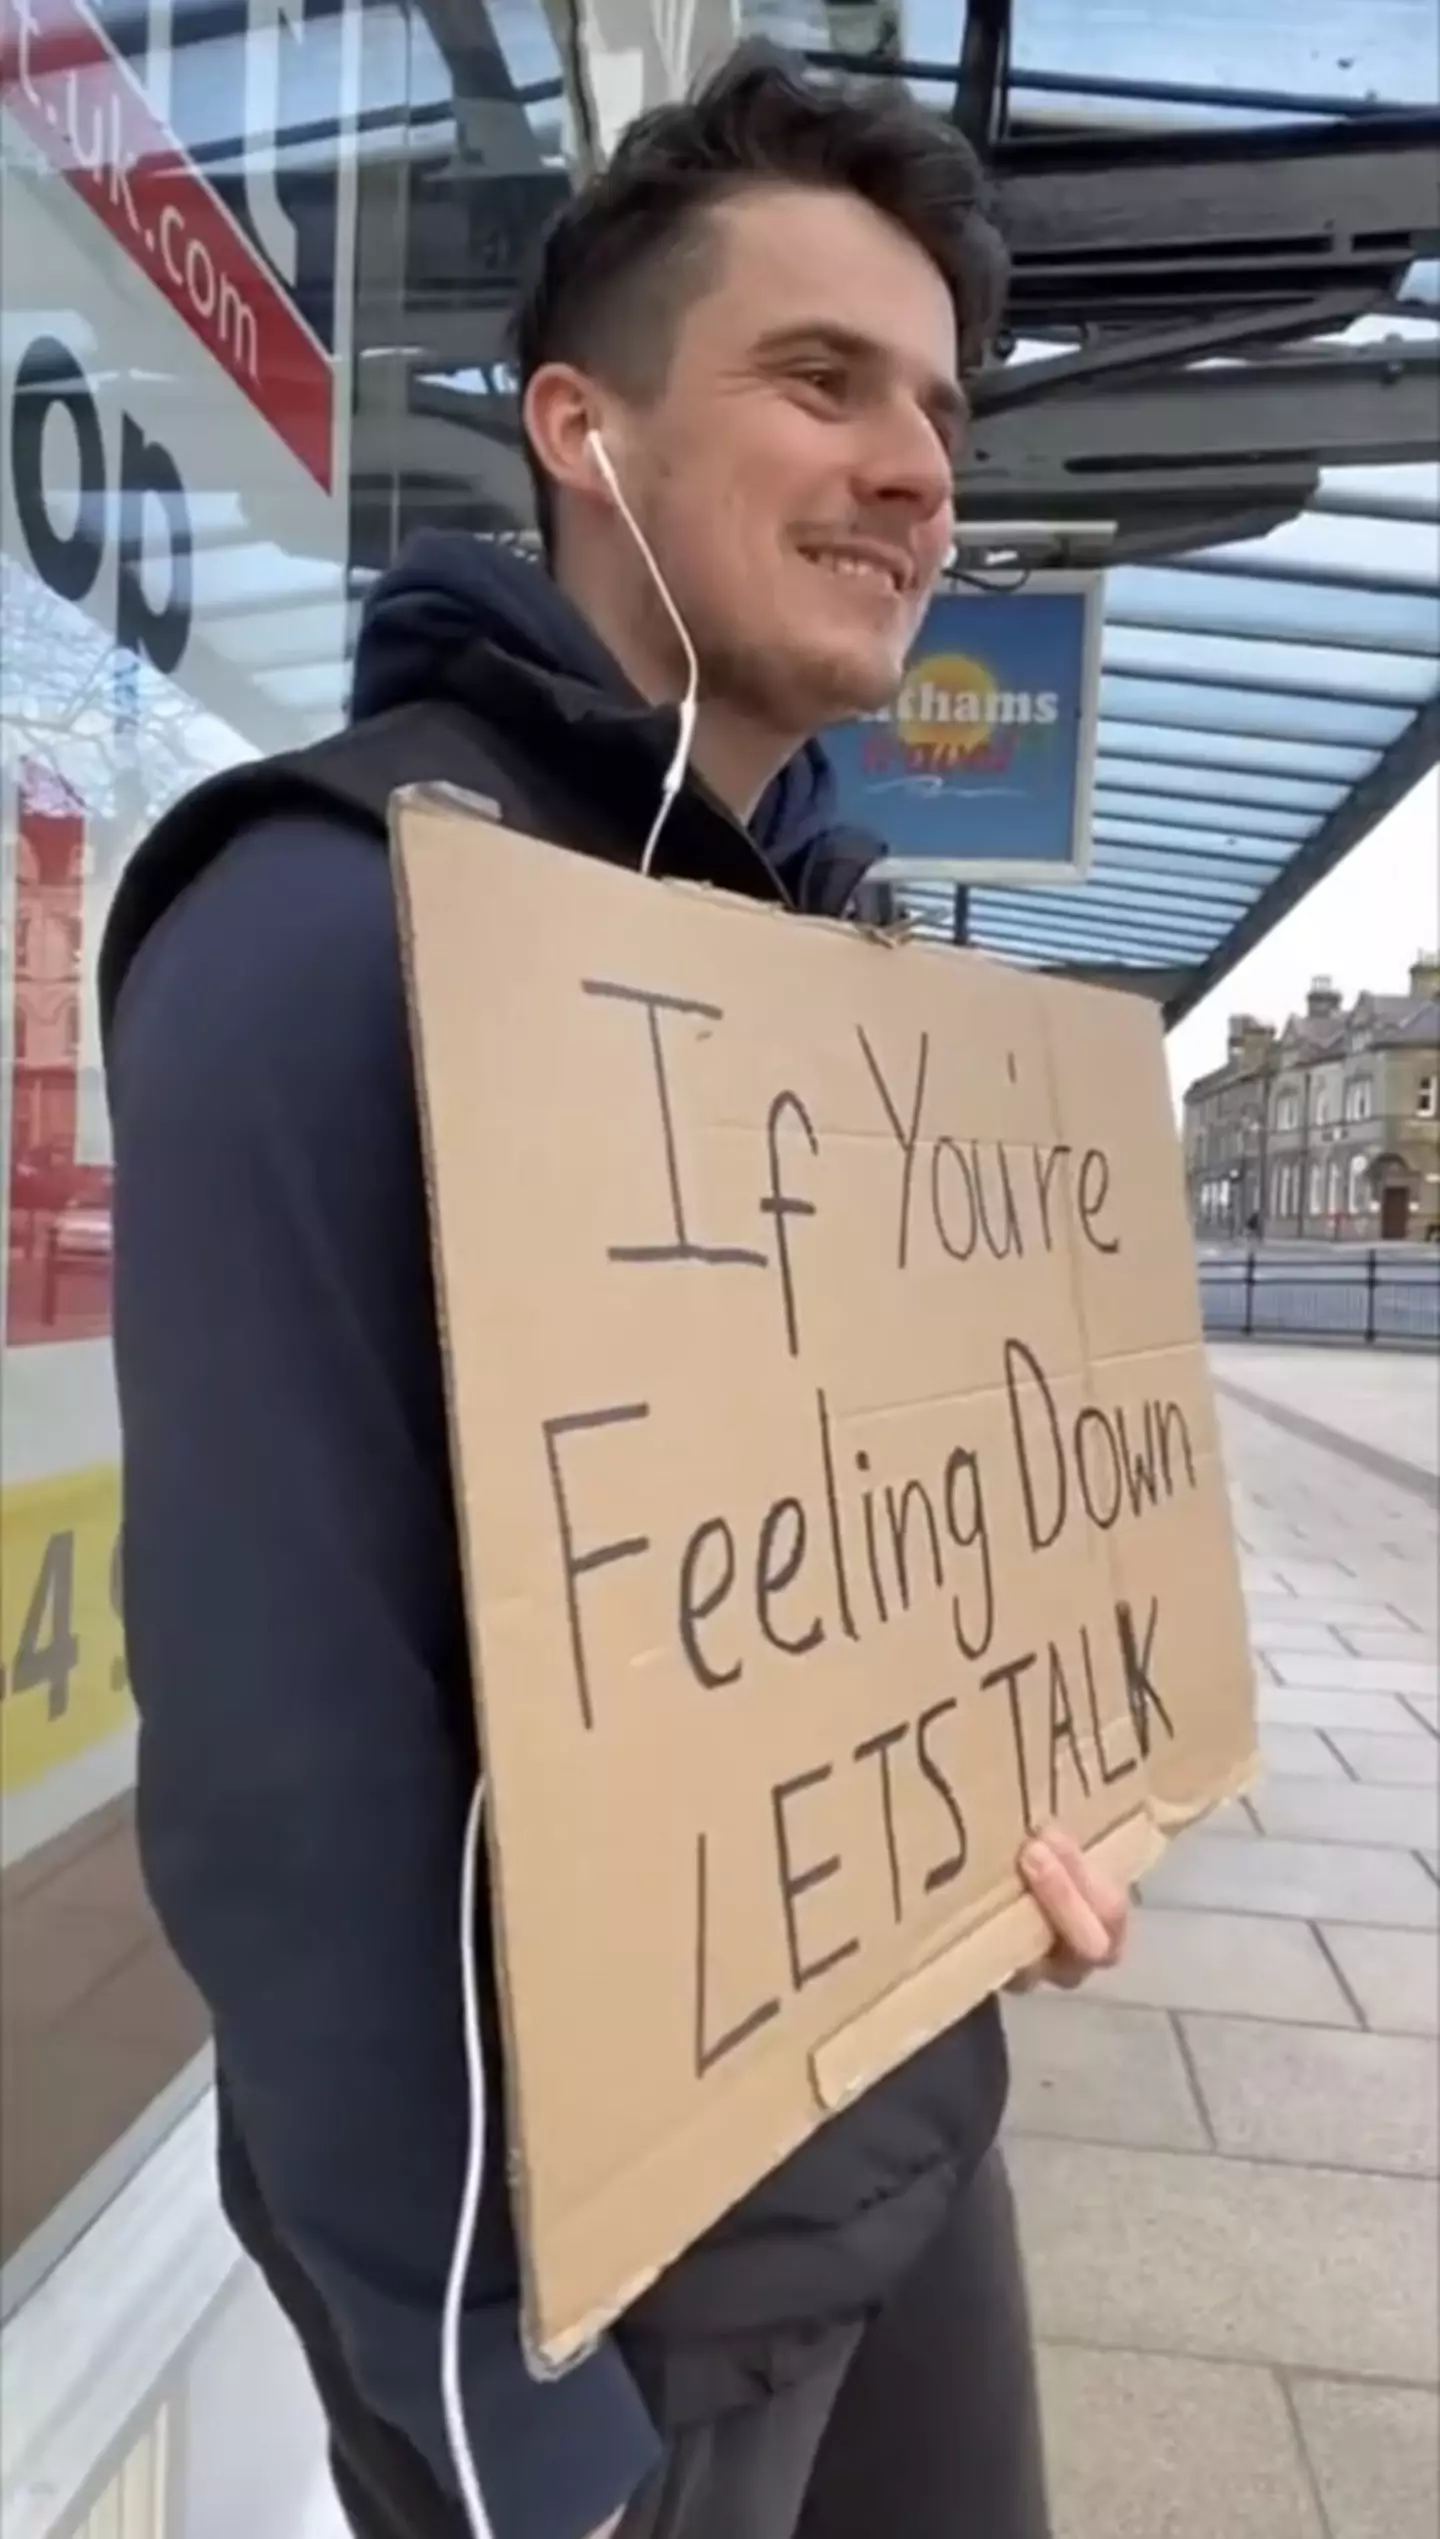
[6,764,114,1348]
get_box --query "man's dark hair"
[511,42,1009,550]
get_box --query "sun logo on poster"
[860,649,1062,781]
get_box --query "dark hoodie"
[102,538,1007,2539]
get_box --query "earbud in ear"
[586,426,619,500]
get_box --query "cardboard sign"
[392,795,1259,2374]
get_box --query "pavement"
[1008,1344,1440,2539]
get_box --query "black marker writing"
[543,1403,651,1731]
[582,978,767,1269]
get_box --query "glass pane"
[1102,625,1439,705]
[1096,719,1377,784]
[1105,567,1440,658]
[1094,812,1294,860]
[1091,790,1316,842]
[1317,462,1440,516]
[1097,848,1269,898]
[1094,752,1346,814]
[1009,0,1440,111]
[977,912,1220,959]
[1099,676,1411,748]
[0,0,573,2314]
[1195,510,1440,591]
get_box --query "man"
[102,44,1129,2539]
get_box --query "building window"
[1313,1080,1334,1127]
[1348,1155,1372,1217]
[1418,1076,1437,1121]
[1309,1161,1326,1217]
[1344,1077,1373,1124]
[1275,1089,1300,1133]
[1327,1161,1344,1218]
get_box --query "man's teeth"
[806,552,901,593]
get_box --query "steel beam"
[992,114,1440,324]
[541,0,741,165]
[964,347,1440,503]
[952,0,1010,149]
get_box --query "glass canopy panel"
[1089,791,1318,841]
[1101,627,1440,706]
[1104,569,1440,658]
[1093,756,1348,813]
[1098,677,1413,748]
[1007,0,1440,114]
[1090,819,1291,860]
[1093,721,1378,784]
[1092,848,1286,893]
[1190,512,1440,591]
[1315,462,1440,517]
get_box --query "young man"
[102,45,1128,2539]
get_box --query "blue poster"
[822,578,1102,882]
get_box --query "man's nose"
[855,400,955,521]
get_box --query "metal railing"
[1197,1245,1440,1347]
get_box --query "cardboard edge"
[388,801,572,2386]
[523,1749,1263,2376]
[810,1758,1260,2116]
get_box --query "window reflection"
[1,0,579,2302]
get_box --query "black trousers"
[618,2148,1051,2539]
[266,2144,1049,2539]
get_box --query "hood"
[350,531,878,892]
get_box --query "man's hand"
[1010,1823,1129,1993]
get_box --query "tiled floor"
[1010,1344,1440,2539]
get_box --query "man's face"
[607,184,963,738]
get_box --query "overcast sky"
[1164,769,1440,1106]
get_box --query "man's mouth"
[795,542,912,599]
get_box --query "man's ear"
[522,364,607,509]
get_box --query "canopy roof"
[59,0,1435,1024]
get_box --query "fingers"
[1041,1822,1129,1957]
[1019,1830,1115,1965]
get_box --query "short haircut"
[512,41,1010,548]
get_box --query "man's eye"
[793,365,846,398]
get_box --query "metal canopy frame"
[790,2,1440,1021]
[110,0,1437,1034]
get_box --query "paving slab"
[1004,1997,1208,2152]
[1205,1798,1260,1837]
[1289,2378,1440,2539]
[1247,1595,1426,1633]
[1144,1832,1440,1929]
[1249,1619,1351,1656]
[1088,1908,1356,2025]
[1249,1776,1440,1851]
[1260,1685,1425,1736]
[1319,1926,1440,2036]
[1260,1723,1350,1779]
[1329,1731,1440,1789]
[1039,2345,1324,2539]
[1264,1559,1362,1596]
[1010,2138,1440,2383]
[1210,1346,1440,1480]
[1268,1654,1440,1699]
[1340,1625,1440,1663]
[1181,2014,1439,2176]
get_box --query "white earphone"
[438,427,704,2539]
[585,427,699,876]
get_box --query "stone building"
[1184,957,1440,1241]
